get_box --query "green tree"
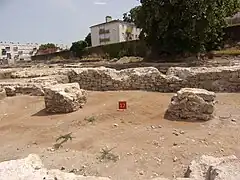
[123,6,142,25]
[129,0,240,55]
[84,33,92,47]
[70,41,88,57]
[39,43,56,50]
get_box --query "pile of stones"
[165,88,216,121]
[44,83,87,113]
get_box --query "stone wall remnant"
[1,65,240,95]
[44,83,87,113]
[0,75,69,96]
[68,66,240,92]
[165,88,216,121]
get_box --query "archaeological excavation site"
[0,57,239,180]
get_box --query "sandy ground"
[0,91,239,180]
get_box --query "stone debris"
[0,153,237,180]
[165,88,216,121]
[0,154,110,180]
[0,88,6,100]
[116,56,144,64]
[44,83,87,113]
[0,69,16,79]
[4,86,16,96]
[184,155,239,180]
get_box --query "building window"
[99,38,110,43]
[7,53,11,59]
[99,29,110,35]
[18,51,23,55]
[13,47,18,51]
[1,49,6,56]
[14,55,19,60]
[5,47,10,51]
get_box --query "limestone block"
[185,155,238,180]
[0,154,110,180]
[4,86,16,96]
[44,83,87,113]
[165,88,216,121]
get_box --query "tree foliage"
[125,0,240,55]
[123,6,142,24]
[70,40,88,57]
[84,33,92,47]
[39,43,56,50]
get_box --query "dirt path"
[0,91,239,180]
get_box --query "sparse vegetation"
[39,43,57,50]
[53,132,75,150]
[84,116,96,123]
[98,146,119,162]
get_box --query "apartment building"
[0,42,39,64]
[90,16,142,47]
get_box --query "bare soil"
[0,91,239,180]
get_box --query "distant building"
[226,12,240,26]
[90,16,142,47]
[0,42,39,64]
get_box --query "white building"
[90,16,142,47]
[0,42,39,64]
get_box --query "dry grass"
[98,146,119,162]
[84,116,96,123]
[213,49,240,56]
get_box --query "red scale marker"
[118,101,127,111]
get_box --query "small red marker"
[118,101,127,111]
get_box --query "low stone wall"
[0,65,239,94]
[167,66,240,92]
[68,66,240,92]
[68,67,183,92]
[0,75,69,96]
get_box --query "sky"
[0,0,140,46]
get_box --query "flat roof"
[90,20,136,28]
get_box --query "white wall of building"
[0,42,39,64]
[91,21,120,47]
[90,20,141,47]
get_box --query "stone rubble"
[4,86,16,96]
[185,155,240,180]
[1,154,239,180]
[0,88,6,100]
[165,88,216,121]
[0,75,69,96]
[44,83,87,113]
[0,69,16,79]
[0,154,110,180]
